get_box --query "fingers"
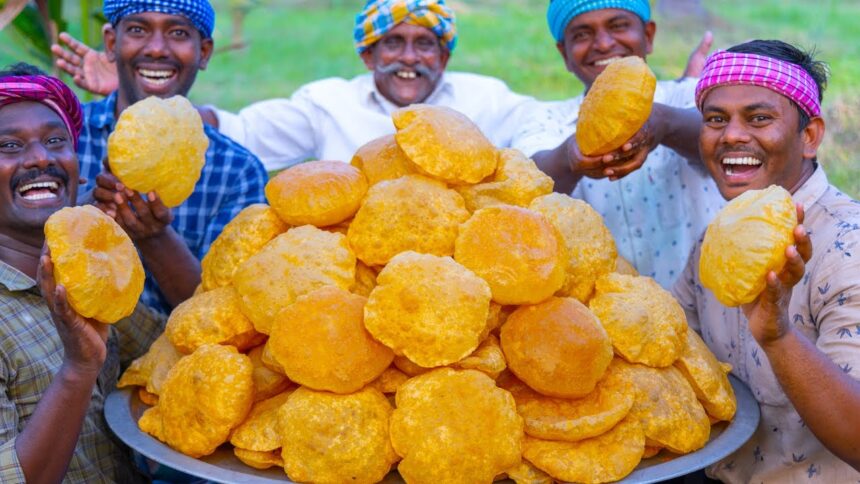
[779,243,807,287]
[37,253,57,305]
[696,31,714,56]
[127,191,158,227]
[51,284,77,325]
[95,172,121,190]
[58,32,92,57]
[796,203,805,225]
[146,192,174,224]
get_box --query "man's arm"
[744,207,860,470]
[9,254,110,483]
[51,31,117,96]
[94,173,200,308]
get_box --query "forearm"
[652,103,702,163]
[763,328,860,469]
[15,364,98,483]
[533,141,583,195]
[137,227,201,308]
[197,105,219,128]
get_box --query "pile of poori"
[117,104,737,483]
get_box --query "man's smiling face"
[0,102,78,237]
[105,11,213,111]
[557,8,655,90]
[361,22,450,107]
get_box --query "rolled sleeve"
[0,437,25,483]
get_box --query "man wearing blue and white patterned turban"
[511,0,723,290]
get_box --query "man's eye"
[46,136,66,145]
[0,141,20,150]
[127,25,144,34]
[170,28,190,38]
[751,115,771,123]
[610,21,630,30]
[571,31,589,42]
[705,115,725,124]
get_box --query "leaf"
[0,0,28,31]
[10,4,51,61]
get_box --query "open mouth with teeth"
[592,56,622,67]
[721,156,763,179]
[394,70,420,80]
[137,67,178,87]
[15,179,62,203]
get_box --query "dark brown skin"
[0,101,109,483]
[701,83,860,470]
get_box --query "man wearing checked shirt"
[78,0,267,315]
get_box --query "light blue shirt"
[513,78,725,288]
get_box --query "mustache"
[11,165,69,189]
[376,62,440,82]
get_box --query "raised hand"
[742,204,812,346]
[93,170,174,241]
[51,31,118,96]
[682,31,714,79]
[37,250,109,376]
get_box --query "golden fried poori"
[589,273,687,367]
[367,366,410,394]
[268,286,393,393]
[350,134,418,186]
[504,460,554,484]
[364,252,491,367]
[501,297,613,398]
[390,368,523,484]
[265,160,368,227]
[456,334,507,379]
[522,415,645,484]
[675,327,737,422]
[118,333,183,396]
[455,205,567,305]
[529,193,617,303]
[455,148,553,211]
[165,286,262,354]
[700,185,797,306]
[200,204,288,291]
[44,205,145,324]
[247,345,294,402]
[108,95,208,207]
[232,225,356,334]
[393,104,498,184]
[230,391,293,451]
[234,448,284,470]
[279,386,398,484]
[138,345,254,458]
[351,260,378,297]
[347,175,470,266]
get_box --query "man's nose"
[22,142,53,170]
[142,31,169,58]
[593,29,616,53]
[721,118,752,145]
[400,40,419,64]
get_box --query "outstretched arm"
[13,253,109,483]
[745,206,860,471]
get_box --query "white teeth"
[17,181,59,193]
[22,192,57,201]
[138,68,175,79]
[395,71,417,79]
[722,157,762,166]
[594,57,621,66]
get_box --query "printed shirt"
[214,71,537,171]
[78,92,268,314]
[672,166,860,483]
[512,77,725,288]
[0,260,165,483]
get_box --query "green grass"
[1,0,858,195]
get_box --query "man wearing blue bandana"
[53,0,535,172]
[76,0,267,315]
[513,0,724,289]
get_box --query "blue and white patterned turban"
[547,0,651,42]
[104,0,216,38]
[354,0,457,54]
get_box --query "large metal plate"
[105,375,759,484]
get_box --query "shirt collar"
[86,91,119,130]
[792,163,829,209]
[364,72,455,115]
[0,260,36,292]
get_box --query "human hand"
[682,31,714,79]
[93,169,174,241]
[742,204,812,347]
[51,30,118,96]
[37,249,109,376]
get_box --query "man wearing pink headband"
[513,1,722,289]
[0,63,163,482]
[673,40,860,482]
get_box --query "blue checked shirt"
[78,92,267,315]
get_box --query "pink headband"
[695,51,821,118]
[0,75,83,149]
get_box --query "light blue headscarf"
[547,0,651,42]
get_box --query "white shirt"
[512,78,725,288]
[672,166,860,484]
[215,72,536,171]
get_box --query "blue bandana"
[104,0,216,38]
[547,0,651,42]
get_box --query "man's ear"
[643,20,656,55]
[802,116,826,160]
[360,48,375,71]
[104,24,118,63]
[198,37,214,70]
[439,46,451,70]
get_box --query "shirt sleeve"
[0,359,25,483]
[671,242,703,333]
[509,100,572,157]
[661,77,698,109]
[214,88,321,172]
[809,231,860,381]
[114,303,168,369]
